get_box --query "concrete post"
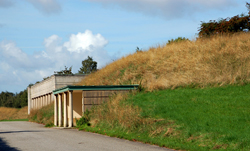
[63,92,67,127]
[34,98,36,109]
[82,91,84,116]
[38,97,39,109]
[54,94,58,126]
[41,96,43,108]
[45,94,48,106]
[48,93,51,104]
[28,87,31,114]
[42,95,45,107]
[69,91,73,127]
[31,99,33,111]
[58,94,62,127]
[39,97,41,109]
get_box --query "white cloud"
[64,30,108,53]
[0,41,31,68]
[83,0,237,19]
[25,0,61,15]
[0,30,113,92]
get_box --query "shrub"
[76,109,91,128]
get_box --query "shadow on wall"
[0,137,20,151]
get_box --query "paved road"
[0,121,173,151]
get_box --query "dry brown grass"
[78,32,250,91]
[90,93,142,129]
[0,106,28,120]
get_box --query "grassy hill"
[75,33,250,150]
[84,85,250,150]
[78,33,250,91]
[0,106,28,121]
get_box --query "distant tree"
[0,90,27,108]
[78,56,97,74]
[55,66,73,75]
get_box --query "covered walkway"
[53,85,138,127]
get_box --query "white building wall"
[28,74,86,114]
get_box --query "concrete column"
[69,91,73,127]
[41,96,43,107]
[42,95,45,107]
[31,99,33,110]
[41,96,42,108]
[39,97,41,109]
[48,94,50,104]
[34,98,36,109]
[28,87,31,114]
[36,98,38,109]
[63,92,67,127]
[38,97,40,109]
[58,94,62,127]
[54,94,58,126]
[82,91,84,116]
[50,93,53,103]
[45,94,48,106]
[32,99,34,110]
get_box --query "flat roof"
[53,85,139,95]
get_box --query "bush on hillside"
[167,37,189,45]
[198,2,250,37]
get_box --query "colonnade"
[31,93,53,110]
[54,91,73,128]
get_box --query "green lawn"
[82,84,250,150]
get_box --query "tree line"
[0,89,27,108]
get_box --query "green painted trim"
[53,85,139,95]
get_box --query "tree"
[78,56,97,74]
[198,2,250,37]
[55,66,73,75]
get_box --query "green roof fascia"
[53,85,139,95]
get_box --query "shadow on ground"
[0,137,20,151]
[0,130,43,134]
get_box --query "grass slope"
[78,33,250,91]
[28,103,54,127]
[0,106,28,121]
[84,84,250,150]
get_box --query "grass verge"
[28,103,54,127]
[79,84,250,151]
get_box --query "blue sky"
[0,0,247,92]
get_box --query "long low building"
[27,74,138,127]
[27,74,86,114]
[53,85,138,127]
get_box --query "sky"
[0,0,247,93]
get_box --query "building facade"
[27,74,86,114]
